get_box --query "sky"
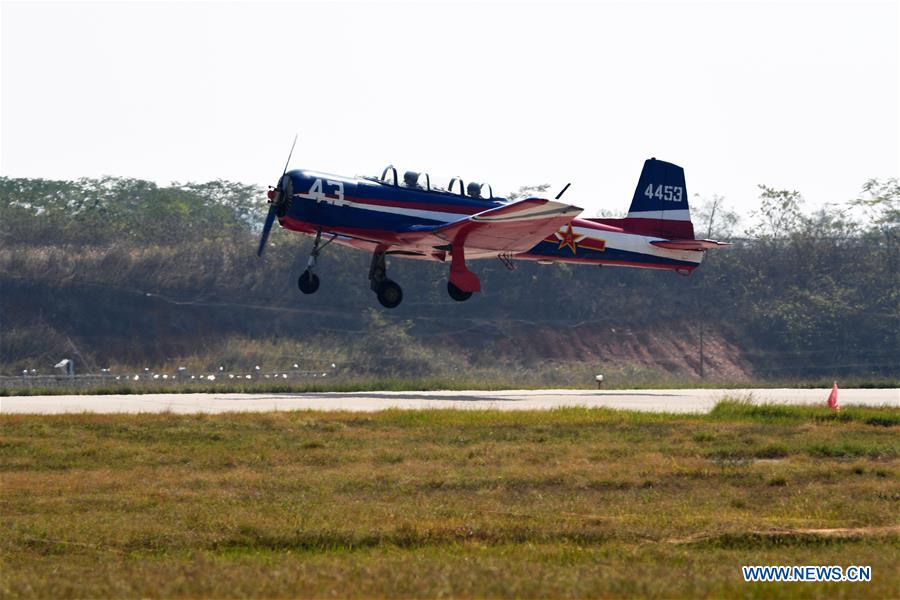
[1,0,898,218]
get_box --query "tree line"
[1,175,897,378]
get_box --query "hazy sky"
[2,0,898,217]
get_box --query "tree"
[852,178,899,231]
[748,185,805,243]
[507,184,551,201]
[692,194,740,239]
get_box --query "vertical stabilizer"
[622,158,694,239]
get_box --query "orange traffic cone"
[827,381,840,411]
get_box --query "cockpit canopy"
[374,165,494,200]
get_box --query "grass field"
[1,402,898,598]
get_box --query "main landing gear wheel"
[376,280,403,309]
[369,250,403,309]
[298,270,320,294]
[447,281,473,302]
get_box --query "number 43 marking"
[644,184,683,202]
[303,178,349,206]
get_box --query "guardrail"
[1,369,337,390]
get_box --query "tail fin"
[623,158,694,239]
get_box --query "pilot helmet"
[403,171,419,187]
[466,181,482,198]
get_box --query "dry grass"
[1,403,898,598]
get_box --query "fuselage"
[277,169,703,273]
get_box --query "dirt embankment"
[1,245,754,377]
[431,321,752,379]
[537,324,750,378]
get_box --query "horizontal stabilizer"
[651,239,731,251]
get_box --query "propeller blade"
[555,183,572,200]
[257,204,277,257]
[282,134,298,177]
[258,136,297,257]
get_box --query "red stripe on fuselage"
[280,215,408,245]
[592,217,694,239]
[578,238,607,251]
[309,193,482,215]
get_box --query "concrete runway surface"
[2,388,897,415]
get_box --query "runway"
[1,388,897,415]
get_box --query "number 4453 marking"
[644,184,683,202]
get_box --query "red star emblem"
[554,223,584,254]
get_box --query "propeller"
[257,135,298,257]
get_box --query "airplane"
[257,142,728,308]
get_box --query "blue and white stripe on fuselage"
[283,169,497,233]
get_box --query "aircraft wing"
[400,199,583,253]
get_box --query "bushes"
[1,176,898,379]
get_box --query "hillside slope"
[2,176,896,381]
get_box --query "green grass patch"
[709,399,900,426]
[1,404,898,598]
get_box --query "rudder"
[624,158,694,239]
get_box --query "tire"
[447,281,473,302]
[298,270,320,294]
[376,280,403,309]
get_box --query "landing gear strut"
[369,250,403,309]
[446,243,480,302]
[298,228,334,295]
